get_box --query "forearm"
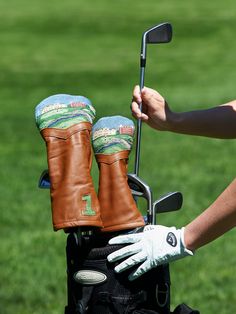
[169,100,236,139]
[184,178,236,251]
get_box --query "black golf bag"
[64,229,200,314]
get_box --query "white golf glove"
[107,225,193,281]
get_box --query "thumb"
[140,87,157,106]
[141,87,165,106]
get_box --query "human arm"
[132,85,236,139]
[184,178,236,250]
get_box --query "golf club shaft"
[134,66,145,176]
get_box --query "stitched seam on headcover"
[95,150,129,164]
[40,122,91,139]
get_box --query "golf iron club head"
[127,173,153,224]
[140,22,172,67]
[152,191,183,224]
[145,23,172,44]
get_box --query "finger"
[114,251,146,273]
[107,242,141,263]
[132,85,141,103]
[131,103,150,122]
[108,233,141,245]
[131,101,142,118]
[128,260,150,281]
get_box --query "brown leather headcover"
[41,123,102,231]
[96,151,144,232]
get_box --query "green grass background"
[1,0,236,313]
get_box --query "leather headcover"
[41,122,103,231]
[96,151,145,232]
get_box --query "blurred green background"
[1,0,236,313]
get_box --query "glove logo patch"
[166,232,177,247]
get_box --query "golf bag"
[64,229,200,314]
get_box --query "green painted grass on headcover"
[92,116,135,154]
[35,94,96,130]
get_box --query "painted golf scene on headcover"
[35,94,96,130]
[92,116,135,154]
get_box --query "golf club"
[134,22,172,176]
